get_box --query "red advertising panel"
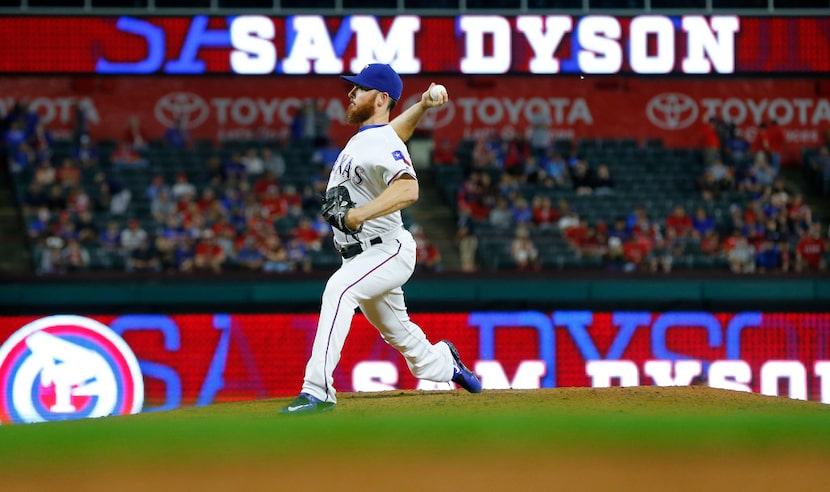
[0,16,828,75]
[1,76,827,163]
[0,311,828,423]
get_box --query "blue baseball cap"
[340,63,403,102]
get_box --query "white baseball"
[429,84,447,101]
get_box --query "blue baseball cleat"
[443,340,482,393]
[279,392,335,415]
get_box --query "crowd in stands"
[435,113,829,274]
[4,98,828,276]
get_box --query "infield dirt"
[2,386,830,492]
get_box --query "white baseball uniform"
[300,123,455,403]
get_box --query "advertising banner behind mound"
[0,311,828,423]
[1,76,828,164]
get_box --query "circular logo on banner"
[646,93,699,130]
[0,315,144,424]
[155,92,210,130]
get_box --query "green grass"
[2,387,830,471]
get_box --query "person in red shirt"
[796,223,828,271]
[531,195,559,231]
[766,119,785,172]
[432,138,458,166]
[259,185,287,221]
[194,229,226,273]
[564,217,589,251]
[665,205,693,238]
[623,232,651,272]
[291,216,322,251]
[253,170,281,198]
[701,115,721,164]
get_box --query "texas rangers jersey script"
[327,124,416,244]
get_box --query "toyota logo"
[646,93,699,131]
[154,92,210,130]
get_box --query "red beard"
[344,98,375,125]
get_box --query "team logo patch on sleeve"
[392,150,411,167]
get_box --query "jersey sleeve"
[381,145,417,185]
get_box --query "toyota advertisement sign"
[1,76,827,163]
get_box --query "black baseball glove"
[321,185,363,234]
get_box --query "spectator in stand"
[94,172,131,216]
[194,229,226,273]
[724,124,751,168]
[235,235,265,271]
[703,158,735,190]
[796,223,827,272]
[691,207,716,240]
[121,219,148,253]
[33,160,56,187]
[26,206,51,242]
[700,229,721,256]
[252,170,281,198]
[578,224,605,258]
[539,149,569,188]
[174,236,196,272]
[241,147,265,176]
[21,181,47,213]
[488,195,513,231]
[470,136,498,171]
[605,236,626,271]
[171,173,196,201]
[608,217,630,244]
[728,236,755,273]
[112,141,147,167]
[262,234,292,273]
[73,135,99,168]
[564,216,588,252]
[291,216,322,251]
[570,159,594,196]
[30,122,53,163]
[665,204,693,239]
[622,230,652,272]
[700,115,722,164]
[455,204,478,273]
[626,206,651,235]
[164,117,190,149]
[592,164,615,195]
[151,188,176,224]
[412,225,442,273]
[56,158,81,189]
[45,184,67,212]
[511,196,533,226]
[127,238,161,273]
[648,231,675,273]
[751,151,776,188]
[510,226,539,271]
[145,174,170,202]
[223,152,248,184]
[261,147,287,178]
[61,238,90,272]
[527,106,551,160]
[38,236,65,274]
[432,138,458,166]
[124,115,148,151]
[531,195,559,232]
[755,239,783,273]
[74,210,98,246]
[99,220,122,252]
[754,120,785,174]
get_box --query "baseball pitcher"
[281,64,481,414]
